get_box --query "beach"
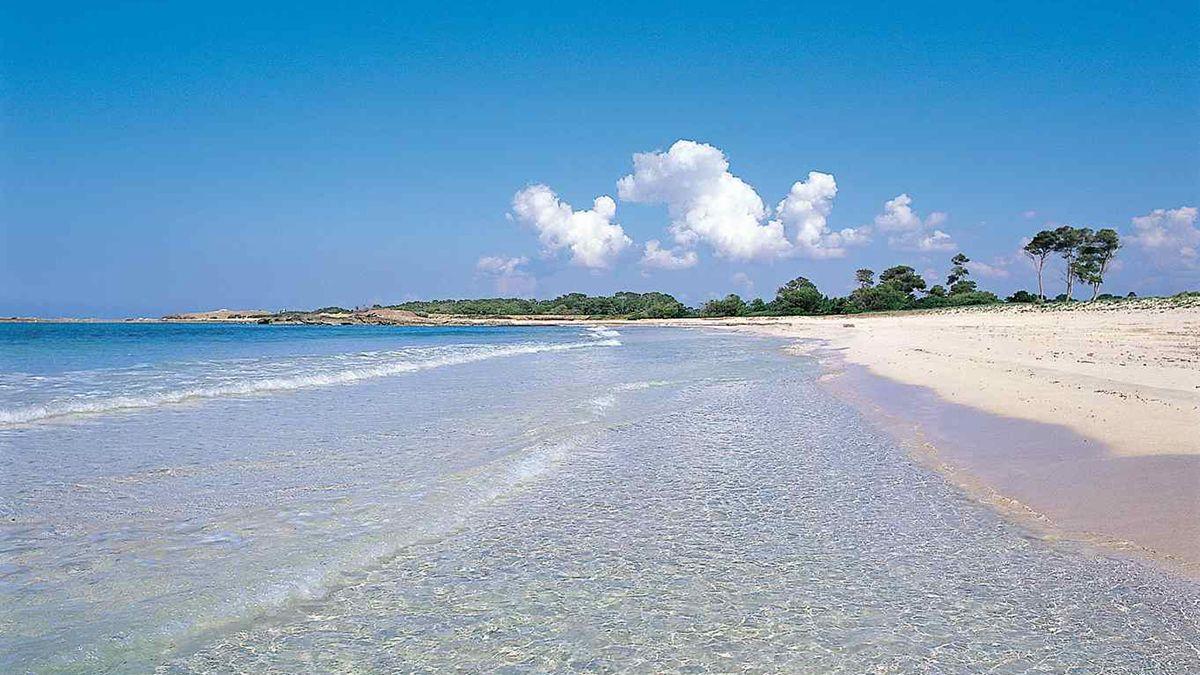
[670,299,1200,573]
[2,318,1199,670]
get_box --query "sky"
[2,1,1198,316]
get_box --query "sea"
[1,322,1197,672]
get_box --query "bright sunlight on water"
[1,324,1197,672]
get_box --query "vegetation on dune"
[700,294,748,317]
[683,232,1131,319]
[304,228,1162,320]
[1006,290,1039,303]
[1023,225,1121,302]
[388,291,690,319]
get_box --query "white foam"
[584,325,622,339]
[589,393,617,415]
[0,338,620,426]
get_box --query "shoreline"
[8,305,1198,576]
[816,345,1200,579]
[668,305,1200,578]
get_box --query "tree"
[949,279,978,295]
[701,294,746,317]
[1074,228,1121,301]
[1052,225,1085,301]
[1070,258,1099,301]
[1006,290,1039,303]
[848,283,908,312]
[819,296,849,315]
[927,285,947,298]
[854,268,875,289]
[1023,230,1058,301]
[773,276,824,315]
[878,265,927,298]
[946,253,971,286]
[944,252,978,295]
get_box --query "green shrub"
[700,294,747,317]
[388,292,688,319]
[772,277,824,315]
[848,284,909,312]
[1006,290,1038,303]
[911,291,1001,309]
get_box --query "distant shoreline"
[6,292,1196,326]
[0,313,607,326]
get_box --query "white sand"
[680,299,1200,458]
[657,299,1200,572]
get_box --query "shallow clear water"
[1,324,1197,672]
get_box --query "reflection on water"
[2,326,1197,672]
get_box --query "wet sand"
[659,301,1200,576]
[823,352,1200,576]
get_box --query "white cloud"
[640,239,699,270]
[873,193,956,251]
[511,184,631,269]
[475,255,527,276]
[912,230,956,252]
[617,140,791,261]
[1021,210,1038,219]
[966,259,1011,278]
[731,271,754,291]
[773,171,870,259]
[834,227,873,247]
[1130,206,1199,268]
[873,193,923,232]
[475,256,536,295]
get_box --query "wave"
[584,325,622,339]
[0,338,620,426]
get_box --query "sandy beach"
[663,299,1200,573]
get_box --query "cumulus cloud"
[511,184,631,269]
[617,140,791,261]
[617,141,866,261]
[475,255,527,276]
[873,193,955,252]
[475,256,536,295]
[873,193,923,232]
[773,171,870,259]
[966,259,1011,278]
[1130,206,1199,268]
[912,230,956,252]
[640,239,699,270]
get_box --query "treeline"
[388,292,690,319]
[1022,225,1120,302]
[699,254,1002,317]
[700,226,1125,317]
[362,227,1130,320]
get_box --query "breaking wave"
[0,338,619,426]
[584,325,622,339]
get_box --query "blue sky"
[3,1,1197,316]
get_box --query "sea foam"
[0,337,619,426]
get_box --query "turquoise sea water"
[1,323,1197,672]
